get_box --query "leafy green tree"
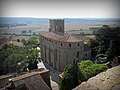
[59,59,82,90]
[26,36,39,47]
[26,46,39,70]
[21,36,39,47]
[90,27,120,60]
[79,60,93,69]
[79,60,108,81]
[0,44,16,75]
[59,60,108,90]
[59,73,74,90]
[0,43,40,75]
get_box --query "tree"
[26,46,39,70]
[90,27,120,60]
[0,44,16,75]
[3,53,27,73]
[21,39,26,45]
[59,73,74,90]
[0,45,28,74]
[59,60,108,90]
[0,44,39,75]
[79,60,108,81]
[26,36,39,47]
[21,36,39,47]
[59,59,82,90]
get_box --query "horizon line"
[0,16,120,19]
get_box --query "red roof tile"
[40,31,83,43]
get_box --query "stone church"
[40,19,90,71]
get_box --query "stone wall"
[39,69,51,89]
[73,65,120,90]
[0,74,14,88]
[40,36,84,71]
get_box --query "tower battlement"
[49,19,64,34]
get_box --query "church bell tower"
[49,19,64,34]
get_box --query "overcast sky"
[0,0,120,18]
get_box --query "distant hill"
[64,18,120,23]
[0,17,120,24]
[0,17,49,24]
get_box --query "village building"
[0,74,14,89]
[8,41,24,47]
[0,69,51,90]
[40,19,91,71]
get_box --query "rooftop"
[8,41,24,47]
[40,31,83,43]
[11,72,51,90]
[0,74,13,80]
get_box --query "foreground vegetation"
[60,26,120,90]
[59,60,108,90]
[90,26,120,60]
[0,36,40,75]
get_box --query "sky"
[0,0,120,18]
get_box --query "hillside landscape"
[0,18,120,33]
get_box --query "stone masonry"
[40,19,85,71]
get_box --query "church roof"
[40,32,83,43]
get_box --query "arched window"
[85,53,87,56]
[69,44,71,47]
[61,43,63,46]
[77,51,79,58]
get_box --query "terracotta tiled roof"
[40,31,83,43]
[11,72,50,90]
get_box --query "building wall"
[40,19,91,72]
[39,69,51,88]
[84,50,91,60]
[84,44,91,60]
[40,36,84,71]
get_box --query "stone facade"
[40,36,84,71]
[40,19,86,71]
[84,43,91,60]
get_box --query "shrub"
[79,60,108,81]
[79,60,93,69]
[59,60,82,90]
[59,60,108,90]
